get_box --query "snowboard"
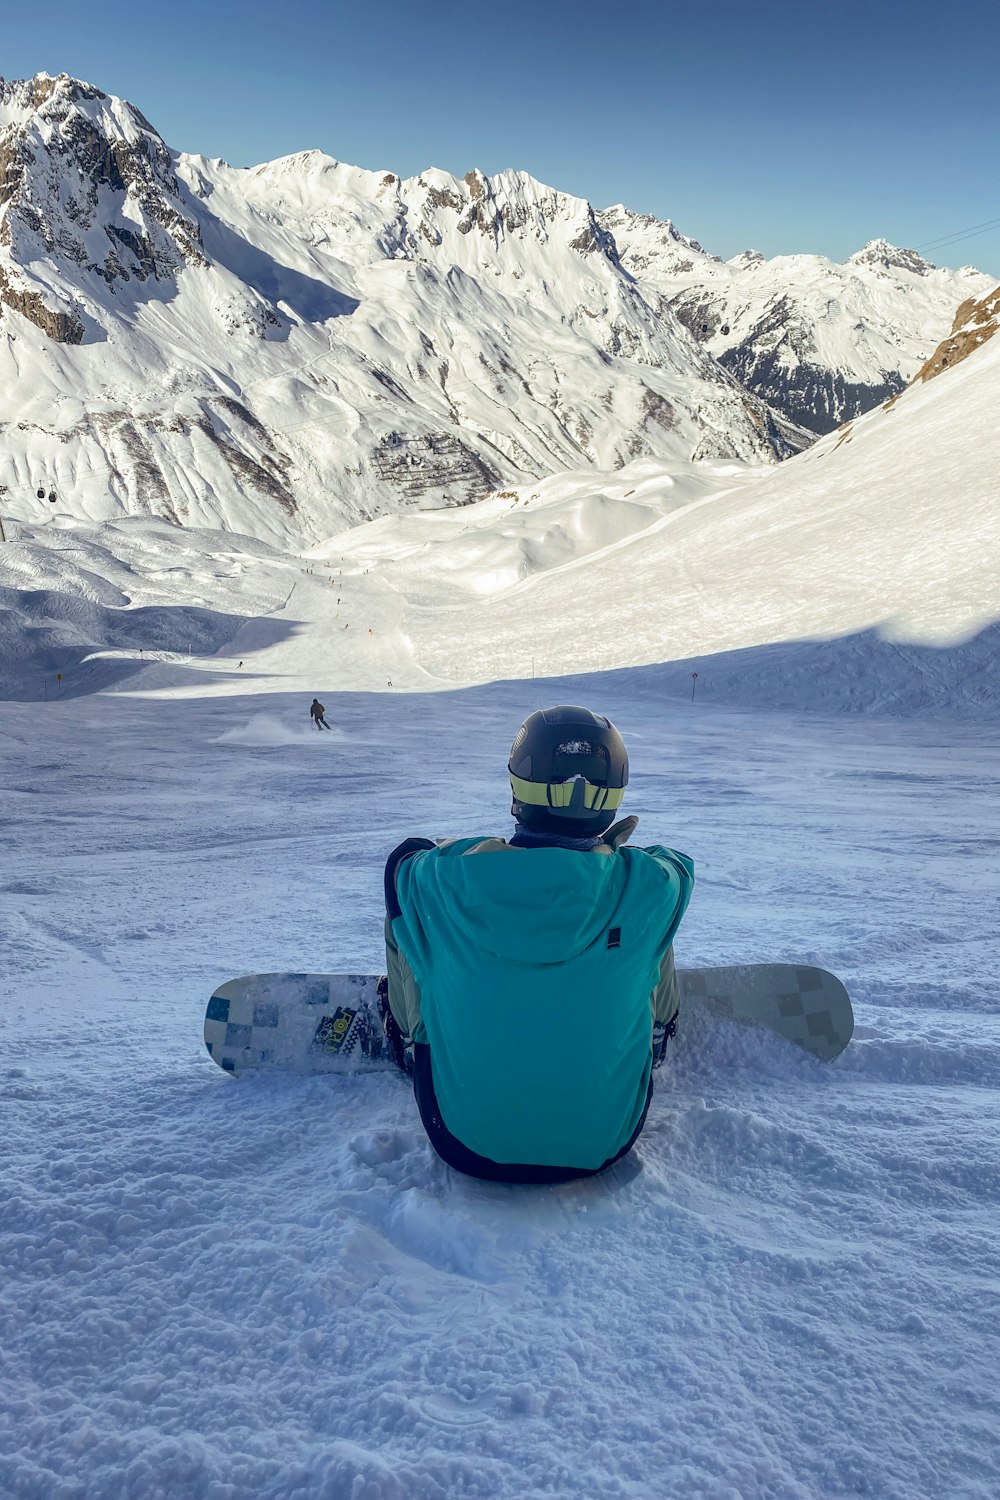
[204,965,854,1077]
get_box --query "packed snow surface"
[2,679,998,1500]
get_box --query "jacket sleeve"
[384,913,425,1042]
[383,837,436,1042]
[650,944,680,1025]
[637,844,692,1026]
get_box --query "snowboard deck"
[204,965,853,1077]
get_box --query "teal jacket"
[389,838,694,1170]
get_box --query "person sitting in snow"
[310,698,332,730]
[379,706,694,1183]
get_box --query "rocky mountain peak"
[596,204,718,275]
[728,249,765,269]
[412,166,619,264]
[1,71,103,124]
[0,71,204,342]
[847,239,932,276]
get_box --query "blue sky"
[5,0,999,273]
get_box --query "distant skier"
[380,706,694,1182]
[310,698,332,730]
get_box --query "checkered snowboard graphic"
[678,964,853,1061]
[204,965,853,1077]
[204,973,390,1076]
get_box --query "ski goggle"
[509,773,625,812]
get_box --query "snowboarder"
[310,698,332,730]
[381,706,694,1183]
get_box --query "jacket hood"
[418,841,629,965]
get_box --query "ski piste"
[204,966,854,1077]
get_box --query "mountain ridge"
[0,70,990,547]
[599,203,993,434]
[1,72,806,545]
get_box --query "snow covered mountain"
[3,262,998,713]
[0,73,804,548]
[599,205,994,434]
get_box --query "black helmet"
[508,705,628,837]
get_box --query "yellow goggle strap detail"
[509,773,625,812]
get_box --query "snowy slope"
[3,296,999,714]
[600,204,993,433]
[389,320,1000,691]
[0,73,800,550]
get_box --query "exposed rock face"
[0,265,84,342]
[916,286,1000,383]
[370,429,503,504]
[0,72,204,340]
[663,275,909,434]
[848,239,933,277]
[719,339,904,433]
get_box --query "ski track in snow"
[1,683,998,1500]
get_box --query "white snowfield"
[2,683,998,1500]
